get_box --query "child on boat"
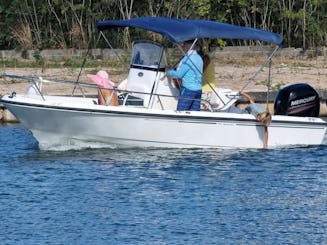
[240,89,272,149]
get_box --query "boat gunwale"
[2,96,326,128]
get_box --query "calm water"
[0,124,326,244]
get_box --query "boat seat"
[123,67,157,107]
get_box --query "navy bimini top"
[96,17,283,45]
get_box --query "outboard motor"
[274,83,320,117]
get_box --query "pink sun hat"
[87,70,115,89]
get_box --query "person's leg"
[177,87,193,111]
[201,92,210,110]
[190,90,202,111]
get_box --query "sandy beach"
[1,57,326,96]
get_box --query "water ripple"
[0,124,326,244]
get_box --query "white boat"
[1,17,326,149]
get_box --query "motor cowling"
[274,83,320,117]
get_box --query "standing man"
[166,40,203,111]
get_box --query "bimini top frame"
[97,17,283,108]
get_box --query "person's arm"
[239,89,255,104]
[167,66,187,78]
[264,126,268,149]
[167,60,190,79]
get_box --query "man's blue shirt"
[168,50,203,91]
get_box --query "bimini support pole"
[239,45,280,92]
[266,57,272,110]
[99,31,129,70]
[222,45,280,108]
[72,42,92,97]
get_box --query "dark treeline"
[0,0,326,50]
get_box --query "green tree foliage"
[0,0,326,49]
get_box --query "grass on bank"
[1,56,319,69]
[0,58,124,69]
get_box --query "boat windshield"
[131,41,167,69]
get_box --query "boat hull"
[1,95,326,149]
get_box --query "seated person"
[200,53,218,110]
[87,70,118,106]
